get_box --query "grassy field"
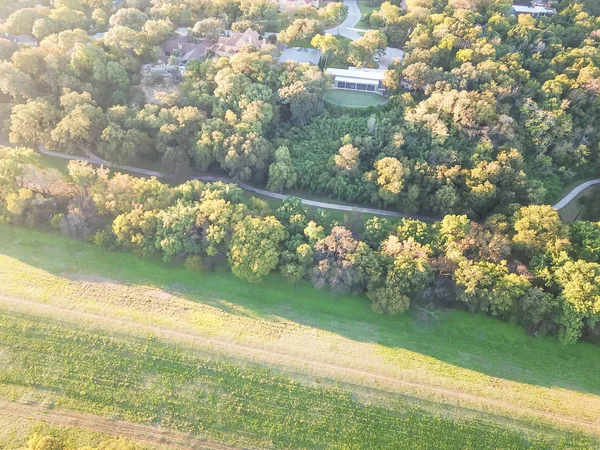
[0,310,593,449]
[1,226,600,447]
[0,313,584,449]
[324,89,387,107]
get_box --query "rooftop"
[326,67,387,81]
[279,47,323,65]
[513,1,556,14]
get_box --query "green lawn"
[357,0,378,29]
[324,89,387,107]
[285,38,313,48]
[1,225,600,443]
[38,153,70,172]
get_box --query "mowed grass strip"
[0,310,594,450]
[1,226,600,428]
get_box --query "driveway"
[378,47,404,69]
[325,0,364,41]
[324,0,404,69]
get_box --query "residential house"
[211,28,262,57]
[326,67,388,96]
[160,35,214,63]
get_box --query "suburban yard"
[0,225,599,448]
[324,89,387,107]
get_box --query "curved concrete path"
[552,179,600,211]
[39,146,600,220]
[325,0,364,41]
[38,146,438,221]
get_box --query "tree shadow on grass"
[2,225,600,398]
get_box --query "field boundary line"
[2,293,600,434]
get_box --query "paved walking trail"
[38,145,438,221]
[552,179,600,210]
[39,146,599,219]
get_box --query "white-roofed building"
[512,1,556,17]
[326,67,388,96]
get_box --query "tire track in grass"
[0,400,239,450]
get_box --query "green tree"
[192,18,225,40]
[513,205,570,257]
[228,215,287,282]
[5,8,43,35]
[113,208,160,257]
[155,202,202,261]
[278,64,327,126]
[267,146,297,193]
[109,7,148,30]
[555,260,600,344]
[10,100,59,146]
[278,19,324,44]
[454,260,531,317]
[372,157,408,206]
[348,30,387,67]
[98,124,153,163]
[50,93,105,154]
[334,143,360,174]
[569,221,600,262]
[0,61,36,99]
[311,34,341,67]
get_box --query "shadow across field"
[1,225,600,401]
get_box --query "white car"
[374,55,380,62]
